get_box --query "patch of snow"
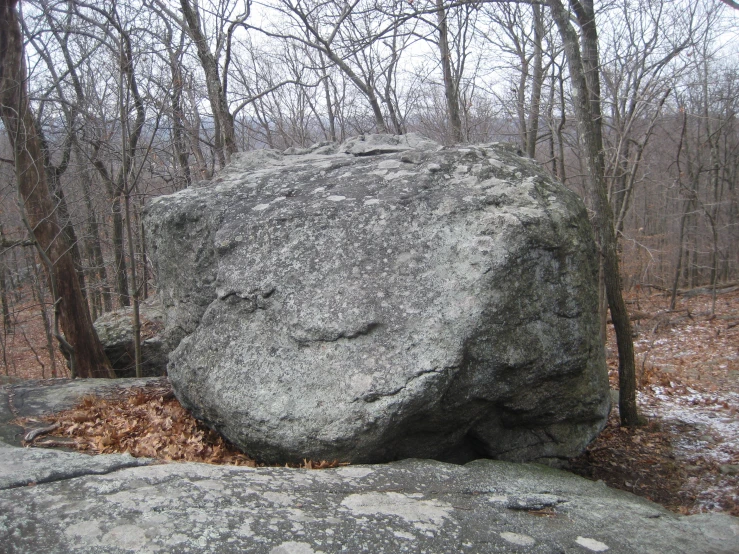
[640,390,739,464]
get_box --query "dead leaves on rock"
[18,381,342,470]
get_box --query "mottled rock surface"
[93,299,167,377]
[145,134,610,465]
[1,379,737,553]
[1,448,738,554]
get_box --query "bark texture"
[436,0,463,143]
[0,0,112,378]
[549,0,638,426]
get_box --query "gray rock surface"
[145,134,610,465]
[0,444,152,489]
[93,298,167,377]
[1,378,737,553]
[1,449,738,554]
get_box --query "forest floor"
[6,287,739,517]
[571,287,739,516]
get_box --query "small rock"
[719,464,739,475]
[93,298,168,377]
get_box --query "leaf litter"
[17,379,343,470]
[570,288,739,516]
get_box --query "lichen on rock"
[145,133,611,465]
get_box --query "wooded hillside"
[0,0,737,381]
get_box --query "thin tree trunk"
[139,203,148,301]
[556,65,567,183]
[0,222,13,335]
[76,142,112,313]
[670,198,693,310]
[111,195,130,307]
[549,0,638,426]
[526,4,544,158]
[179,0,237,167]
[169,34,192,189]
[670,106,691,310]
[436,0,463,143]
[319,52,337,142]
[125,193,142,377]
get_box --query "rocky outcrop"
[2,379,737,553]
[1,446,738,553]
[145,134,610,465]
[93,298,167,377]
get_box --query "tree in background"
[548,0,639,425]
[0,0,112,378]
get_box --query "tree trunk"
[0,0,112,378]
[111,195,130,307]
[549,0,638,426]
[168,31,192,189]
[180,0,237,168]
[76,142,112,313]
[526,4,545,158]
[436,0,463,143]
[0,221,13,336]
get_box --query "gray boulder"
[145,134,610,465]
[93,298,167,377]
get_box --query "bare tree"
[0,0,112,378]
[548,0,639,426]
[148,0,246,168]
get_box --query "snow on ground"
[606,289,739,514]
[640,387,739,465]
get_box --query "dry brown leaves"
[570,411,690,512]
[573,288,739,517]
[612,288,739,392]
[20,382,343,469]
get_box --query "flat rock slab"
[8,377,163,418]
[0,444,152,489]
[0,452,737,553]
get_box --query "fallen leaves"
[569,411,690,511]
[575,288,739,517]
[18,380,343,469]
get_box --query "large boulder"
[93,298,167,377]
[145,134,610,465]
